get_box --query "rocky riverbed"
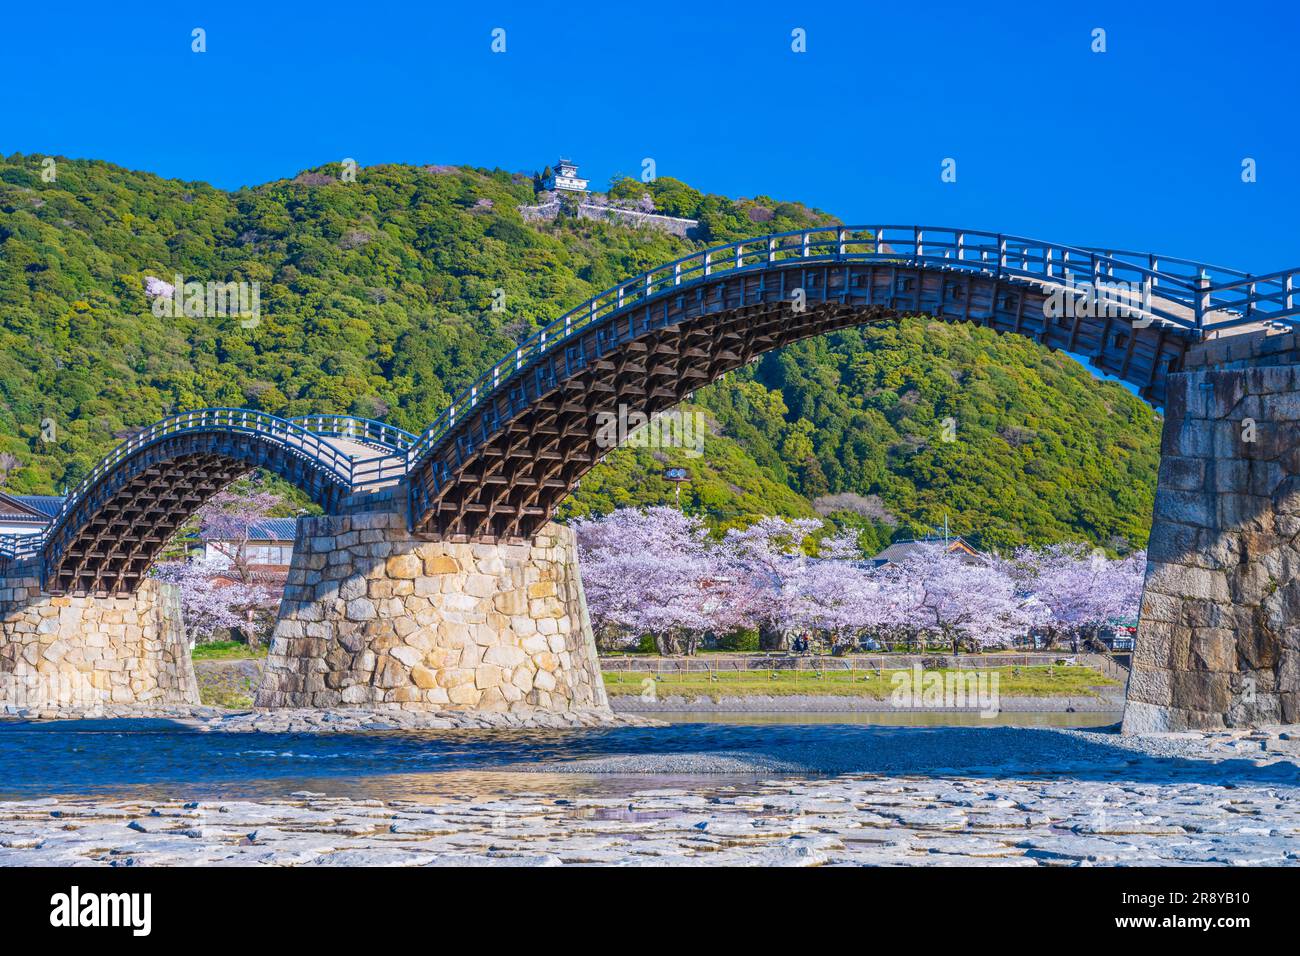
[0,723,1297,866]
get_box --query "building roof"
[13,495,65,519]
[242,518,299,542]
[0,492,65,523]
[870,536,981,567]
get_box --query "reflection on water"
[15,769,775,806]
[647,711,1121,727]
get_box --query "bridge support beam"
[0,573,198,714]
[1125,365,1300,732]
[256,512,609,715]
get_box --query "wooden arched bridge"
[2,224,1298,598]
[2,223,1298,729]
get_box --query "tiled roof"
[199,519,299,542]
[0,492,65,523]
[13,495,65,519]
[870,537,981,566]
[244,518,299,542]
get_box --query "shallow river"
[0,710,1122,804]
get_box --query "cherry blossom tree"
[801,555,900,649]
[155,481,289,647]
[0,451,20,488]
[152,559,274,643]
[199,486,284,588]
[1002,544,1147,650]
[719,516,822,650]
[573,507,723,655]
[143,275,175,300]
[571,508,1143,657]
[892,544,1043,654]
[817,529,863,561]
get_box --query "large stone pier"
[1125,360,1300,732]
[0,571,198,713]
[255,512,609,715]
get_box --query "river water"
[0,711,1122,804]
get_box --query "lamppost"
[663,467,689,509]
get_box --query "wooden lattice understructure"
[405,261,1197,541]
[42,431,348,594]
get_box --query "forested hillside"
[0,155,1161,552]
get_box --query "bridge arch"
[403,224,1293,540]
[36,410,359,594]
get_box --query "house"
[202,518,298,570]
[0,492,64,536]
[868,535,982,568]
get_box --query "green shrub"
[717,628,760,651]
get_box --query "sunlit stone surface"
[0,576,197,712]
[1128,362,1300,732]
[257,515,608,715]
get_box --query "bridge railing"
[400,224,1297,474]
[349,450,415,487]
[0,532,41,565]
[40,409,358,550]
[1195,265,1299,326]
[289,415,418,452]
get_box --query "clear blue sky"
[2,0,1295,271]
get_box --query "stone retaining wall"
[1124,365,1300,732]
[518,201,701,238]
[256,514,609,714]
[0,575,198,712]
[1184,327,1300,373]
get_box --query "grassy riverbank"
[192,642,268,661]
[602,665,1119,699]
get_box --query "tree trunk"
[244,608,260,650]
[759,622,788,651]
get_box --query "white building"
[202,518,298,569]
[542,159,589,194]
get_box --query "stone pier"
[255,512,609,715]
[0,571,198,713]
[1125,364,1300,732]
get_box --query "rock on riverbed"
[1,765,1297,867]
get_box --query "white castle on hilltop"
[524,158,700,238]
[541,159,589,194]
